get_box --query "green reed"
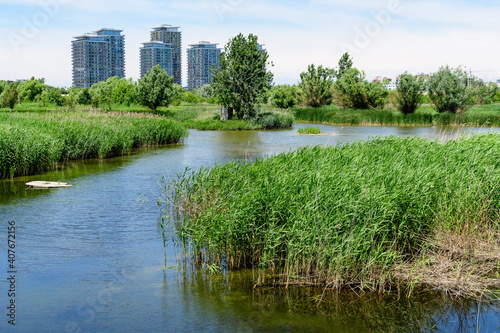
[293,105,500,126]
[297,127,321,134]
[0,111,188,178]
[166,133,500,290]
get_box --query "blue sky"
[0,0,499,87]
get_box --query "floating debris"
[26,181,73,189]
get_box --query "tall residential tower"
[150,25,182,85]
[187,41,221,90]
[72,28,125,88]
[139,42,174,78]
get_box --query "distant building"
[72,28,125,88]
[373,76,396,90]
[150,25,182,85]
[140,41,174,78]
[187,41,221,90]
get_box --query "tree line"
[0,72,216,110]
[2,34,499,117]
[271,53,500,114]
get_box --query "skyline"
[1,0,499,87]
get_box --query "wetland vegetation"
[0,111,188,178]
[164,133,500,300]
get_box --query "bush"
[428,66,474,113]
[255,112,294,129]
[270,85,298,109]
[299,64,335,107]
[395,72,426,115]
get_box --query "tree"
[427,66,475,113]
[270,84,298,109]
[40,87,64,106]
[1,84,18,109]
[18,77,45,103]
[136,65,175,110]
[337,52,353,80]
[212,33,273,119]
[395,72,426,115]
[299,64,336,107]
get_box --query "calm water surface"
[1,124,499,332]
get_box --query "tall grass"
[292,105,500,126]
[165,134,500,296]
[0,111,188,178]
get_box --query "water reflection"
[175,268,499,332]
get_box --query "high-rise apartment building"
[150,25,182,85]
[187,41,221,90]
[72,28,125,88]
[140,42,174,78]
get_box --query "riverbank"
[0,110,188,178]
[165,133,500,299]
[1,103,294,131]
[292,104,500,127]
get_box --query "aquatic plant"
[0,111,188,178]
[297,127,321,134]
[165,133,500,298]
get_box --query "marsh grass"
[297,127,321,134]
[164,134,500,298]
[292,105,500,127]
[0,111,188,178]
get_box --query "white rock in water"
[26,181,73,188]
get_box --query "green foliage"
[76,87,92,105]
[18,77,46,103]
[270,85,298,109]
[195,84,214,99]
[427,66,475,113]
[0,111,188,178]
[136,65,175,110]
[212,33,273,119]
[335,68,369,109]
[335,68,388,109]
[365,81,389,109]
[1,84,18,109]
[336,52,353,80]
[297,127,321,134]
[299,64,335,108]
[395,72,426,115]
[183,91,199,103]
[40,87,64,106]
[474,82,499,105]
[168,134,500,288]
[255,112,294,129]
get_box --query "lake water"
[1,124,499,332]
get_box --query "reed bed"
[165,133,500,298]
[0,111,188,178]
[297,127,321,134]
[293,106,500,127]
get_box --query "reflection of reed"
[175,268,497,332]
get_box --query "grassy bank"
[292,104,500,127]
[155,107,294,131]
[164,134,500,299]
[0,111,188,178]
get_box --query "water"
[1,124,499,332]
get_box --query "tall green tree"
[427,66,475,113]
[299,64,336,107]
[136,65,175,110]
[18,77,45,103]
[212,33,273,119]
[395,72,426,115]
[337,52,353,80]
[1,84,18,109]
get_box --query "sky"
[0,0,499,87]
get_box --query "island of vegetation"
[164,133,500,300]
